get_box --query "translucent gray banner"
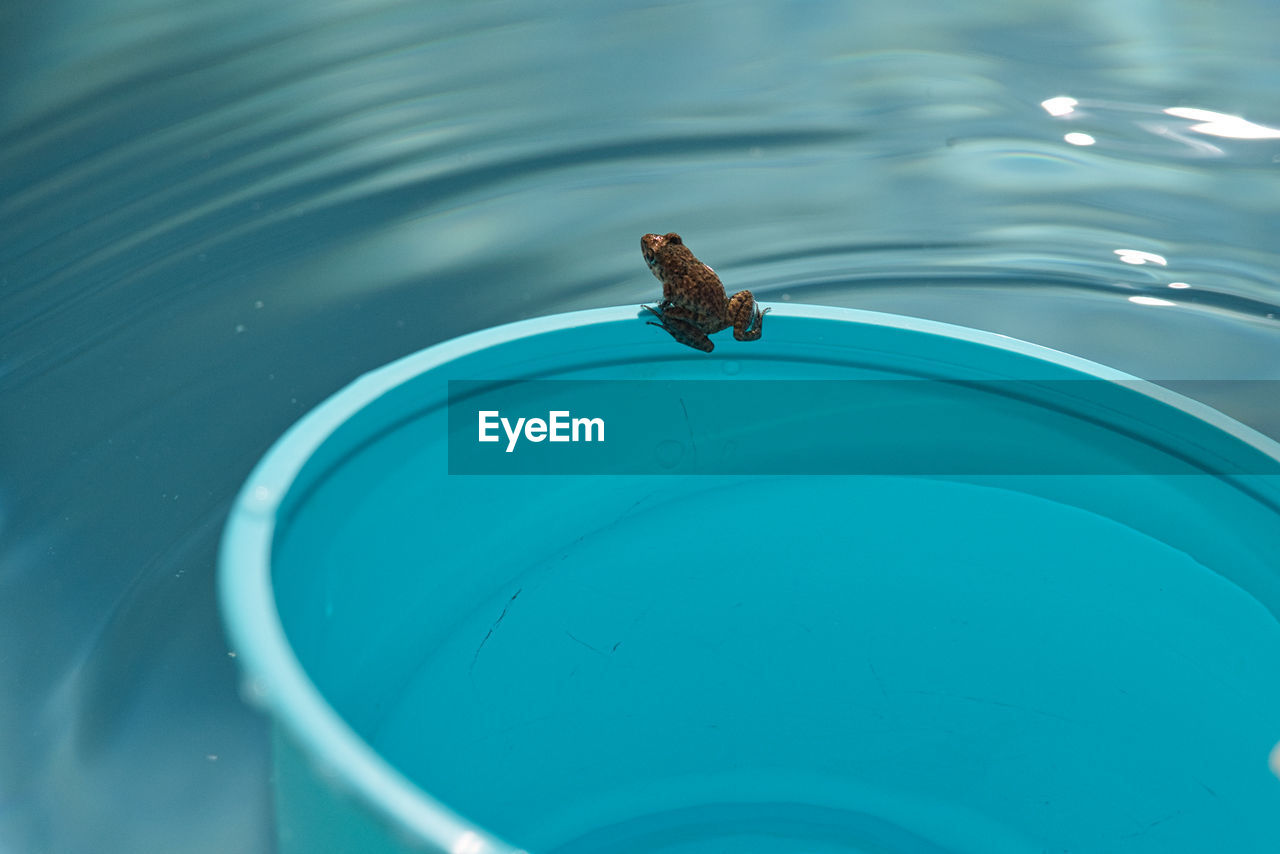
[447,380,1280,475]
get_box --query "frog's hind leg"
[727,291,770,342]
[642,304,715,352]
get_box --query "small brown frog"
[641,232,768,353]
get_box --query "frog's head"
[641,232,682,267]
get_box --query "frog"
[640,232,768,353]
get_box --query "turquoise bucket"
[219,305,1280,854]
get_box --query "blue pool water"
[4,1,1280,852]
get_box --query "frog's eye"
[665,233,682,245]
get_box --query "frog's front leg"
[726,290,769,342]
[642,304,715,352]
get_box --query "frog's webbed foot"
[642,303,715,352]
[727,291,769,342]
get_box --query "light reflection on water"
[2,1,1280,851]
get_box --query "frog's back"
[658,242,728,315]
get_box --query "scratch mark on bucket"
[470,588,521,672]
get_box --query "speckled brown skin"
[641,232,768,353]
